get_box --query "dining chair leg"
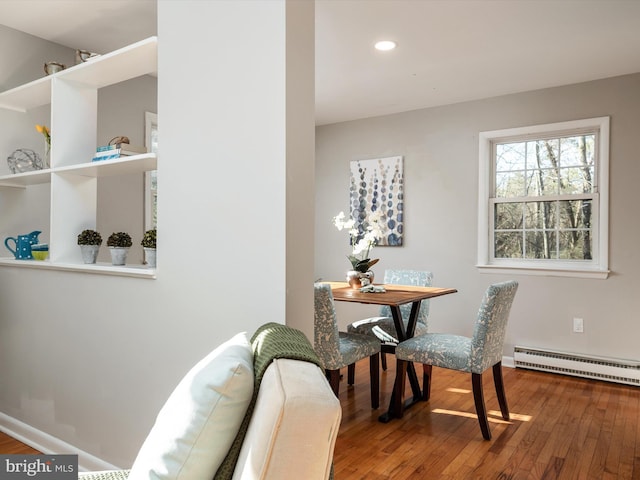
[492,361,510,420]
[422,364,432,401]
[381,352,387,371]
[347,363,355,385]
[472,372,491,440]
[369,353,380,409]
[392,359,408,418]
[326,369,341,398]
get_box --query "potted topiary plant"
[107,231,132,265]
[77,229,102,264]
[141,228,156,267]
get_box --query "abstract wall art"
[349,155,404,246]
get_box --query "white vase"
[144,247,156,267]
[80,244,100,264]
[43,140,50,169]
[109,247,129,266]
[346,270,375,289]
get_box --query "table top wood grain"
[326,281,458,306]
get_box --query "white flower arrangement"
[333,210,384,272]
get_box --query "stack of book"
[92,143,147,162]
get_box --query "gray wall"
[315,73,640,361]
[0,25,76,91]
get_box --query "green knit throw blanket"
[214,322,321,479]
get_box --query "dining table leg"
[378,302,424,423]
[403,302,423,398]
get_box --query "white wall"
[316,73,640,361]
[0,0,314,469]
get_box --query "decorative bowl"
[32,250,49,261]
[44,61,66,75]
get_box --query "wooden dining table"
[328,281,458,422]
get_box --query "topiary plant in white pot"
[77,229,102,264]
[141,228,156,268]
[107,231,132,265]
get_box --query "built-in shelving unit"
[0,37,158,278]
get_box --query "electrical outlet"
[573,317,584,333]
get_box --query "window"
[477,117,609,278]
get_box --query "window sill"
[476,264,609,279]
[0,257,156,279]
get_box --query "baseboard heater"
[513,346,640,387]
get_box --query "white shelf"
[0,36,157,113]
[0,154,156,187]
[59,36,157,89]
[0,76,51,112]
[0,257,156,278]
[55,153,157,177]
[0,169,52,187]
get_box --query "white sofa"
[233,357,341,479]
[79,323,342,480]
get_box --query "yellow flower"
[35,124,51,144]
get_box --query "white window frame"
[477,117,610,279]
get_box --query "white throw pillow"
[128,332,254,480]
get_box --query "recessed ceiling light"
[374,40,397,51]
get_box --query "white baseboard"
[502,355,515,368]
[0,412,120,472]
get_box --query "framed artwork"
[350,155,404,246]
[144,111,158,230]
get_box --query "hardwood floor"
[333,360,640,479]
[1,361,638,479]
[0,432,40,454]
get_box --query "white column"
[158,0,315,340]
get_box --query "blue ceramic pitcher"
[4,231,41,260]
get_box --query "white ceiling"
[1,0,639,126]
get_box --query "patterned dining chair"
[394,280,519,440]
[346,269,433,376]
[314,283,381,409]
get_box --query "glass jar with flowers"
[333,210,383,289]
[35,124,51,168]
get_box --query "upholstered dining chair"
[347,269,433,374]
[314,282,381,409]
[394,280,519,440]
